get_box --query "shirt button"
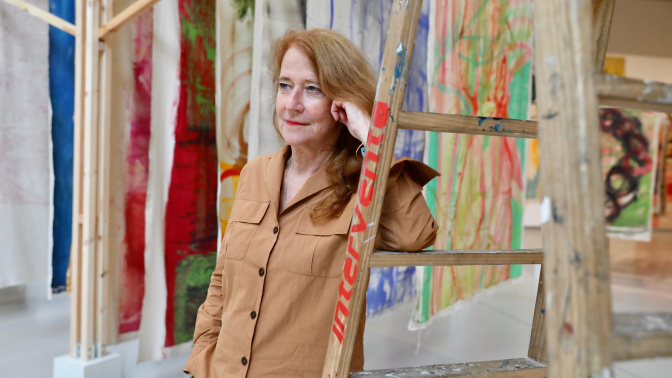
[273,226,279,234]
[250,311,257,319]
[241,357,248,366]
[258,268,265,276]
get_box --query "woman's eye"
[279,82,291,90]
[307,85,321,93]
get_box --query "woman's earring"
[357,142,365,157]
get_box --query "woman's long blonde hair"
[269,29,377,221]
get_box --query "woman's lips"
[285,120,308,126]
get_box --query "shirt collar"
[265,145,335,216]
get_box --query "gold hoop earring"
[357,142,365,157]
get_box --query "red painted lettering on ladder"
[344,256,357,285]
[332,324,344,343]
[351,204,366,233]
[333,300,349,343]
[339,280,352,300]
[358,180,373,207]
[372,101,389,128]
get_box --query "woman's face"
[276,47,340,150]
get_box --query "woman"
[184,28,438,377]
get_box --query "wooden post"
[592,0,615,72]
[80,0,101,361]
[96,0,114,355]
[70,0,86,359]
[533,0,613,376]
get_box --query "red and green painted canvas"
[163,0,219,347]
[412,0,531,328]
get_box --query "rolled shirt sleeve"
[375,157,439,252]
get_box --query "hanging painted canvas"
[412,0,531,328]
[49,0,75,294]
[307,0,429,317]
[162,0,219,349]
[0,0,51,290]
[216,0,253,237]
[601,108,662,241]
[113,9,154,337]
[138,0,182,361]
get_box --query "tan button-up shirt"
[184,146,438,377]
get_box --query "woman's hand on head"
[331,101,370,143]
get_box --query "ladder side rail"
[527,267,546,362]
[321,0,425,376]
[533,0,614,376]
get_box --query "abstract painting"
[163,0,219,348]
[216,0,253,237]
[601,108,662,241]
[115,9,154,336]
[412,0,531,328]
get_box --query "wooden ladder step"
[398,111,538,139]
[349,357,547,377]
[595,74,672,113]
[613,312,672,361]
[369,249,544,267]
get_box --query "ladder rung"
[349,357,547,378]
[369,249,543,267]
[613,312,672,361]
[398,111,538,139]
[595,74,672,113]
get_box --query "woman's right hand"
[331,101,371,143]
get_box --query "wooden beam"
[349,358,547,378]
[98,0,161,39]
[527,268,547,363]
[70,0,86,359]
[369,249,543,267]
[534,0,614,376]
[398,111,538,139]
[1,0,76,36]
[613,313,672,361]
[595,74,672,113]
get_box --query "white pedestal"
[53,353,122,378]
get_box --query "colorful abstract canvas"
[601,108,662,241]
[216,0,253,237]
[412,0,531,328]
[308,0,429,318]
[114,10,154,336]
[162,0,219,348]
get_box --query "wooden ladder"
[321,0,672,377]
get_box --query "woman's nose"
[287,89,304,111]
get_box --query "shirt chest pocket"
[224,199,269,260]
[284,209,352,278]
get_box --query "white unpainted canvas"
[137,0,180,362]
[0,0,52,289]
